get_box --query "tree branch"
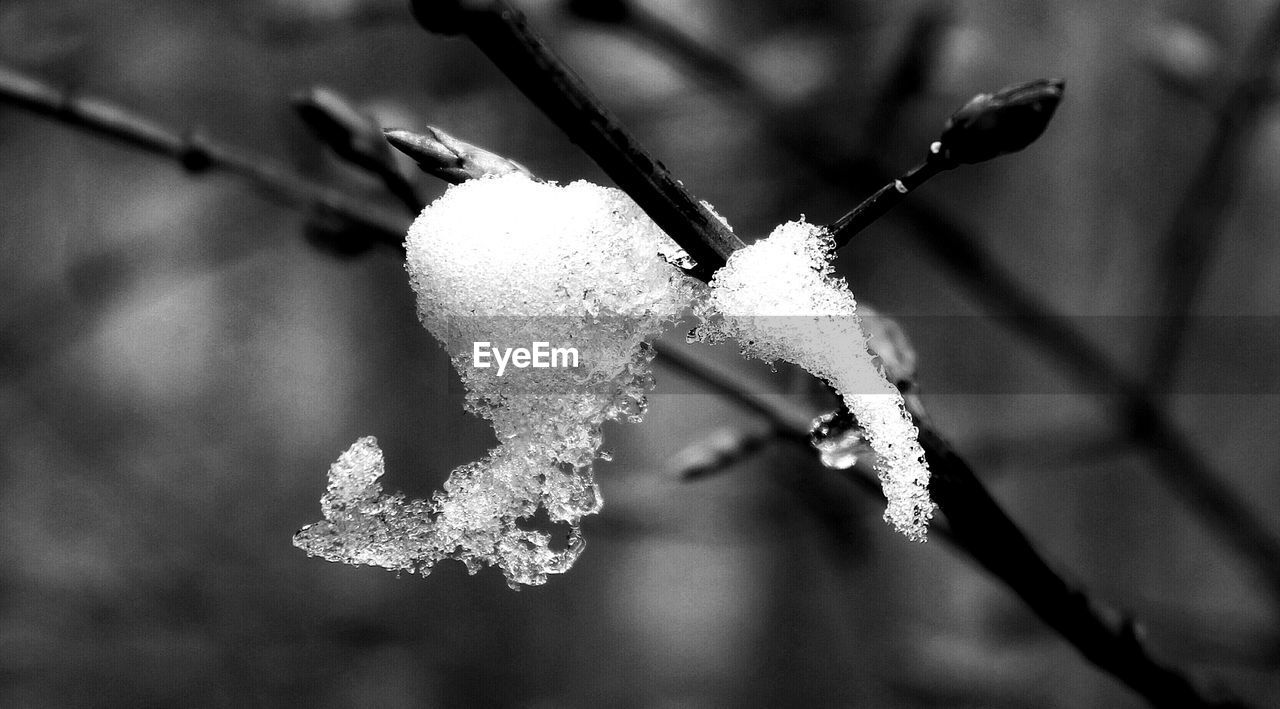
[4,17,1251,708]
[0,62,408,249]
[386,118,1243,705]
[653,341,1241,707]
[291,85,426,215]
[410,0,743,281]
[401,5,1258,704]
[917,421,1247,709]
[566,0,1280,618]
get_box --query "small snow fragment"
[696,220,934,540]
[295,173,697,586]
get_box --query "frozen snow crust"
[695,220,935,541]
[294,174,697,587]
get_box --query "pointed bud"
[935,78,1064,164]
[384,126,532,184]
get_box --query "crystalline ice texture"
[697,220,934,541]
[294,173,697,587]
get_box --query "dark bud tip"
[566,0,629,24]
[936,78,1065,164]
[410,0,495,35]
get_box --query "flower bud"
[384,126,531,184]
[936,78,1064,164]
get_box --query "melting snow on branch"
[294,173,697,587]
[295,175,933,588]
[696,220,935,541]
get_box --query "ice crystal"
[696,220,935,540]
[809,409,868,471]
[294,173,697,587]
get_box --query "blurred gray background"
[1,0,1278,706]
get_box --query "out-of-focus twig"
[652,342,813,439]
[292,86,425,214]
[667,426,779,481]
[568,0,1280,618]
[859,7,951,145]
[0,62,408,248]
[1143,5,1280,389]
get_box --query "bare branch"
[917,421,1247,709]
[410,7,1257,705]
[658,343,1240,707]
[569,0,1280,619]
[0,62,408,249]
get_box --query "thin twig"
[576,0,1280,616]
[1143,4,1280,389]
[291,86,426,215]
[0,62,408,248]
[830,156,952,249]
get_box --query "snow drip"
[695,220,935,541]
[293,173,698,587]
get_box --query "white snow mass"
[294,173,698,587]
[696,220,935,541]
